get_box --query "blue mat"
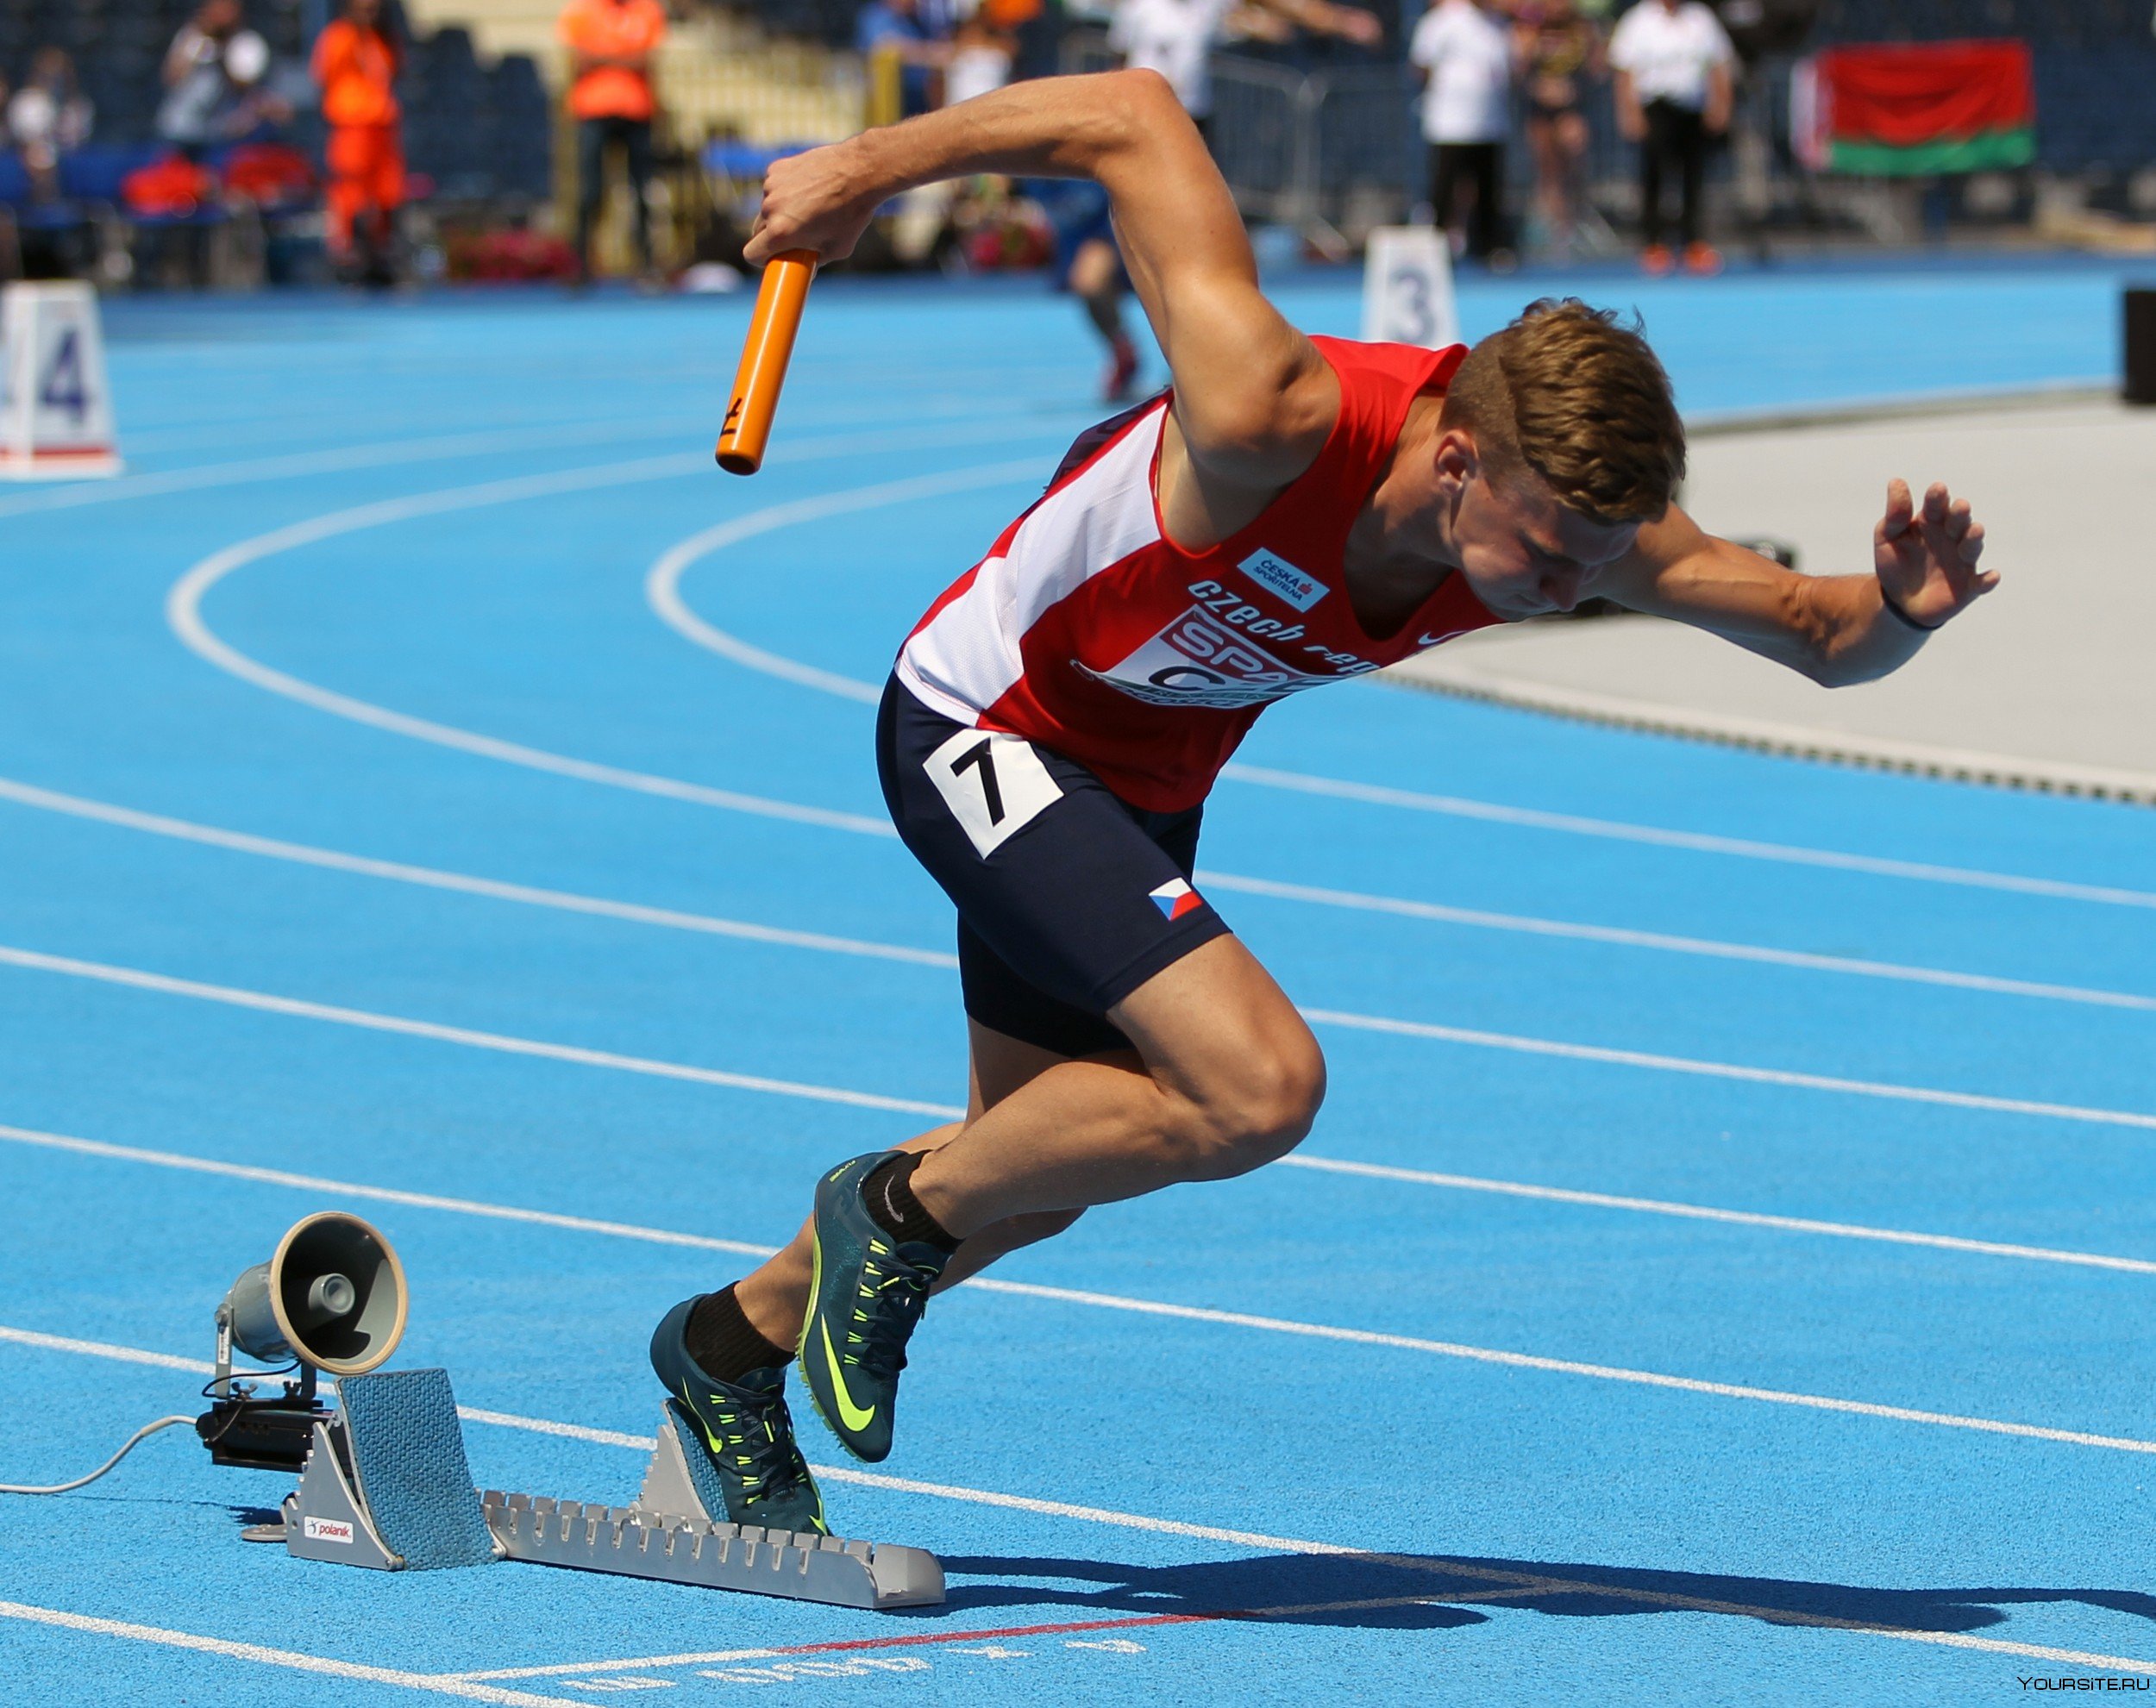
[337,1368,496,1571]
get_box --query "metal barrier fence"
[1061,31,1418,236]
[1056,31,1825,253]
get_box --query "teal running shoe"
[649,1296,827,1535]
[798,1152,950,1463]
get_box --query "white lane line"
[0,1126,780,1261]
[1300,1007,2156,1134]
[1275,1154,2156,1276]
[0,398,1064,519]
[0,1602,591,1708]
[9,1332,2153,1680]
[7,1151,2154,1454]
[1198,869,2156,1012]
[0,943,962,1120]
[0,774,956,969]
[11,768,2147,1015]
[1219,761,2156,911]
[0,416,701,519]
[0,1323,233,1373]
[647,516,2156,912]
[7,932,2156,1139]
[13,1120,2156,1284]
[970,1278,2156,1455]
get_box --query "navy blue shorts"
[876,678,1230,1059]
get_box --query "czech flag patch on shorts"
[1149,878,1206,921]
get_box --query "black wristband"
[1877,583,1942,633]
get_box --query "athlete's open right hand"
[745,141,882,266]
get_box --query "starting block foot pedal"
[481,1407,944,1611]
[280,1367,498,1571]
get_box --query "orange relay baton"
[714,250,816,476]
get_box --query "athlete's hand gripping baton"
[715,250,816,476]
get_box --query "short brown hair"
[1438,298,1684,523]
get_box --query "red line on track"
[736,1611,1223,1659]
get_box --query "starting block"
[268,1369,944,1610]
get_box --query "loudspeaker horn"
[220,1211,408,1376]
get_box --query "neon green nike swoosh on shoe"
[795,1150,948,1463]
[818,1316,878,1433]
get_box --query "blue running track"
[1,261,2151,1705]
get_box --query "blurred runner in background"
[1514,0,1602,259]
[1061,0,1380,402]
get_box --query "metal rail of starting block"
[269,1369,944,1611]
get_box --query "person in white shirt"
[1608,0,1733,273]
[1407,0,1514,263]
[1110,0,1378,135]
[1075,0,1376,402]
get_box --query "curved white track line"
[0,774,953,968]
[166,454,893,837]
[4,935,2155,1136]
[166,446,1050,838]
[649,516,2156,912]
[14,1329,2156,1676]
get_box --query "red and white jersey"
[894,336,1502,813]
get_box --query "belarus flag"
[1150,879,1206,921]
[1793,39,2034,177]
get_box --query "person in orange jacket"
[558,0,667,284]
[312,0,404,280]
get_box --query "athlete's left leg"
[733,1017,1116,1335]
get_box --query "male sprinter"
[649,69,1995,1533]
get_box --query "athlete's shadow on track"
[928,1552,2156,1639]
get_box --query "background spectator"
[1410,0,1514,266]
[1514,0,1602,259]
[943,9,1017,107]
[857,0,950,120]
[559,0,668,285]
[1610,0,1733,274]
[313,0,404,284]
[7,48,95,204]
[158,0,288,149]
[1110,0,1378,146]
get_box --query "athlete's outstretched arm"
[745,71,1338,490]
[1596,479,1996,686]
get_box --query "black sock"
[684,1284,793,1383]
[862,1153,959,1254]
